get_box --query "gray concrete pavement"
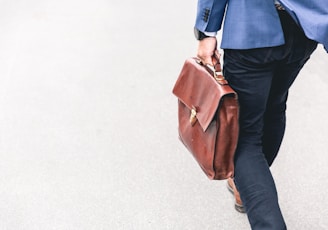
[0,0,328,229]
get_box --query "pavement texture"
[1,0,328,229]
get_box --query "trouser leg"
[262,54,317,166]
[223,10,317,229]
[262,11,318,166]
[224,48,287,229]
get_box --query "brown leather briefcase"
[172,56,239,180]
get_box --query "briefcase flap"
[173,58,237,131]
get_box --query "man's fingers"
[197,37,217,65]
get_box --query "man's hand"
[197,37,217,65]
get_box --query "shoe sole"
[226,180,246,214]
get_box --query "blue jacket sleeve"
[195,0,228,32]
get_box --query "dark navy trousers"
[223,10,317,230]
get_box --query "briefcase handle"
[195,51,228,85]
[196,50,221,70]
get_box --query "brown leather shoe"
[227,178,246,213]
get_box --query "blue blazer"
[195,0,285,49]
[280,0,328,50]
[195,0,328,50]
